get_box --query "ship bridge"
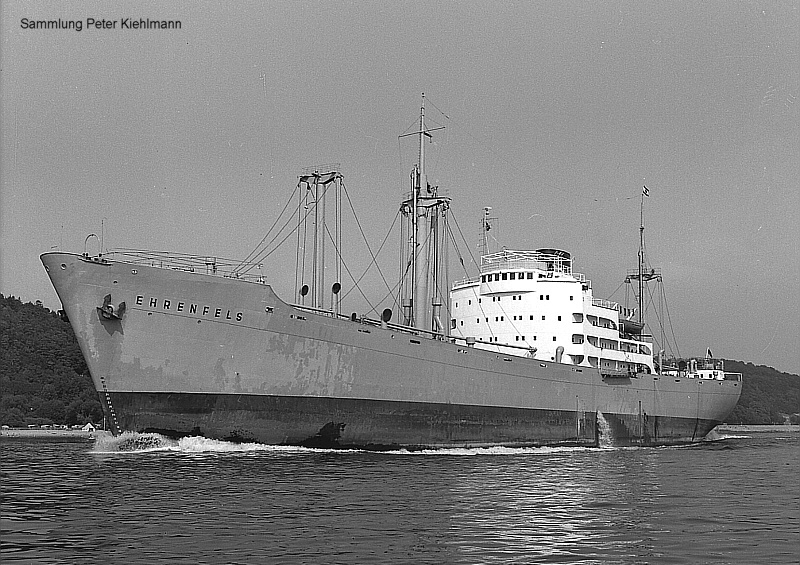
[450,248,654,375]
[481,249,573,275]
[465,248,589,289]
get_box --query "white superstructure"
[450,248,654,375]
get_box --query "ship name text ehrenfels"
[135,295,243,322]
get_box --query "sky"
[1,1,798,374]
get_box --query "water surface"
[2,429,797,564]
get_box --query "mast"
[295,167,342,311]
[638,191,645,324]
[482,207,490,257]
[399,94,449,333]
[480,206,498,257]
[413,95,428,330]
[625,185,660,327]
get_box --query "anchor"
[97,294,126,321]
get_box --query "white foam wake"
[92,432,335,454]
[92,432,626,456]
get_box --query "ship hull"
[108,391,719,448]
[41,252,741,449]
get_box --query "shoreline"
[0,428,112,441]
[716,424,799,433]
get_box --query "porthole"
[61,264,67,270]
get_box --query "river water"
[1,428,797,564]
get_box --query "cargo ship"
[41,96,741,448]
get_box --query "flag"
[706,348,713,358]
[642,185,650,197]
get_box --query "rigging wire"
[661,285,681,359]
[319,220,382,314]
[444,214,504,344]
[340,181,396,300]
[328,232,379,314]
[338,207,402,306]
[449,208,480,276]
[234,181,301,273]
[445,216,470,279]
[640,278,681,360]
[605,280,627,303]
[238,183,324,274]
[364,267,407,317]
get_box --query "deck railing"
[99,249,267,282]
[592,298,619,310]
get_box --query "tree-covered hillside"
[0,294,102,427]
[725,360,800,425]
[0,293,797,427]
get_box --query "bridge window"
[502,273,508,280]
[510,273,516,280]
[572,334,584,344]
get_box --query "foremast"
[399,94,450,333]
